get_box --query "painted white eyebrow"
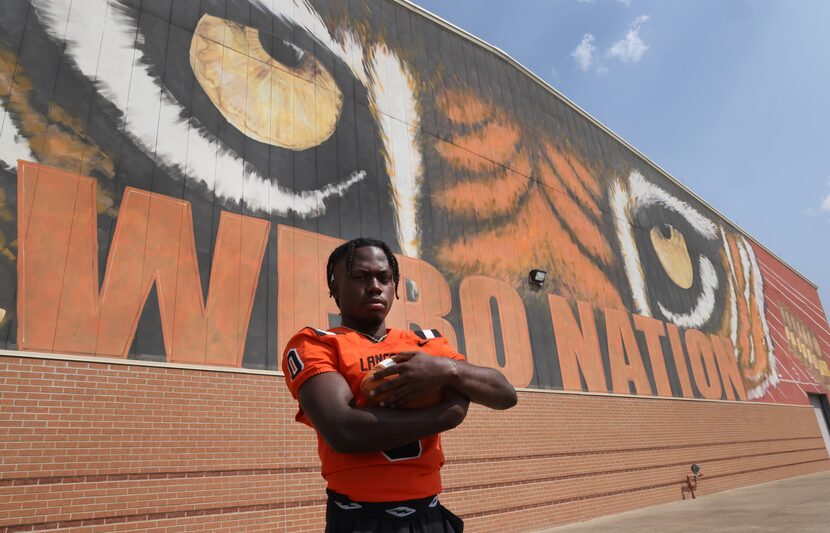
[611,179,651,317]
[34,0,364,218]
[258,0,423,257]
[628,171,718,240]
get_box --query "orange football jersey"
[282,326,466,502]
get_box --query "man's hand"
[371,351,518,410]
[370,351,457,407]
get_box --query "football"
[360,358,443,408]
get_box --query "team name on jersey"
[359,352,397,372]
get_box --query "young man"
[282,238,518,532]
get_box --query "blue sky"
[412,0,830,315]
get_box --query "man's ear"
[329,283,340,307]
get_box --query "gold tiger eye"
[650,224,694,289]
[189,14,343,151]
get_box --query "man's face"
[332,246,395,324]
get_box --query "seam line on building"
[1,498,327,532]
[0,466,320,488]
[444,437,822,465]
[454,458,829,520]
[443,447,827,494]
[8,460,824,530]
[0,350,817,407]
[0,349,279,376]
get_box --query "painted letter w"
[18,162,269,366]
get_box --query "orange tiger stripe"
[0,51,115,180]
[540,174,614,265]
[564,150,603,198]
[437,190,624,309]
[437,88,491,125]
[543,143,602,219]
[727,235,755,376]
[509,150,533,177]
[718,247,735,342]
[449,117,520,166]
[435,138,495,173]
[435,130,532,178]
[434,163,532,219]
[747,260,771,377]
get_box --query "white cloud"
[617,0,631,6]
[609,15,650,63]
[572,34,597,72]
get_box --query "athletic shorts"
[325,489,464,533]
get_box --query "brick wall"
[1,354,828,532]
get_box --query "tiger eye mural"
[1,0,828,404]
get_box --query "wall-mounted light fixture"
[528,269,547,287]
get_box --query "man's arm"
[371,352,518,410]
[298,371,469,454]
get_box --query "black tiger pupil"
[660,223,673,239]
[258,33,305,68]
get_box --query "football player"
[282,238,518,532]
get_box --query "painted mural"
[1,0,828,404]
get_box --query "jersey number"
[382,441,422,462]
[286,349,303,380]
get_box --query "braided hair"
[326,238,400,304]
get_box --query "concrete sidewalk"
[540,470,830,533]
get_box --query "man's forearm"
[328,399,467,454]
[300,372,468,454]
[448,360,518,410]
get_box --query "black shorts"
[325,490,464,533]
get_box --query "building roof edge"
[397,0,818,290]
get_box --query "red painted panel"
[751,242,830,404]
